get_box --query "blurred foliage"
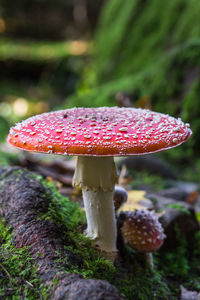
[0,38,71,62]
[0,0,102,40]
[0,151,18,165]
[0,38,91,62]
[94,0,200,82]
[0,0,200,165]
[130,170,165,191]
[0,38,88,132]
[65,0,200,162]
[0,115,9,142]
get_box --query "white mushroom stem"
[73,156,118,252]
[82,189,116,251]
[145,253,154,270]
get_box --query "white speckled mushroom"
[121,209,165,269]
[7,107,192,253]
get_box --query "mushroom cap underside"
[8,107,192,156]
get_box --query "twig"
[0,262,12,280]
[25,280,34,287]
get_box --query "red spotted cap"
[121,210,165,253]
[7,107,192,156]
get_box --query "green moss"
[116,262,170,300]
[186,231,200,291]
[156,225,200,296]
[35,175,116,279]
[35,174,86,230]
[159,225,190,278]
[32,173,171,299]
[59,234,116,280]
[1,170,199,299]
[0,218,49,299]
[35,175,171,299]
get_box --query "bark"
[0,166,124,300]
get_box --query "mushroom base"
[145,253,154,270]
[82,188,117,252]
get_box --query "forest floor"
[0,150,200,300]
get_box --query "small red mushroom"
[7,107,192,253]
[121,209,165,269]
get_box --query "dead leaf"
[118,190,153,212]
[186,191,199,205]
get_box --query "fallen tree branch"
[0,166,124,300]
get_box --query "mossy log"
[0,166,124,300]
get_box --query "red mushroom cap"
[121,210,165,253]
[8,107,192,156]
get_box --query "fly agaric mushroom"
[7,107,191,253]
[121,209,165,269]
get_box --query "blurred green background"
[0,0,200,175]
